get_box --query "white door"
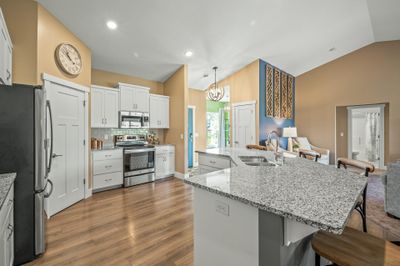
[120,86,134,111]
[103,89,119,128]
[47,83,85,216]
[91,88,104,127]
[135,88,149,112]
[232,102,256,148]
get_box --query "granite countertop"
[185,148,367,234]
[91,146,123,152]
[0,173,16,210]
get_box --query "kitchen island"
[184,148,367,266]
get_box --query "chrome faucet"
[266,130,280,152]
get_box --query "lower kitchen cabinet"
[155,145,175,179]
[198,153,231,174]
[92,149,123,192]
[0,184,14,266]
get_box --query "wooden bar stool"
[337,158,375,233]
[299,149,321,162]
[312,227,400,266]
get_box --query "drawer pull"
[105,165,113,168]
[7,224,13,240]
[105,178,112,182]
[105,154,112,157]
[209,160,216,164]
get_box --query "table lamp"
[282,127,297,152]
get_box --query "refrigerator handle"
[44,179,53,198]
[46,100,54,175]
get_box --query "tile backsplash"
[91,128,164,147]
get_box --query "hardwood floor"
[28,178,193,266]
[27,177,399,265]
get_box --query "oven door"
[123,149,155,177]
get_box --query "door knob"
[52,153,63,158]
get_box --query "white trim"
[174,171,189,179]
[232,100,256,107]
[188,105,196,167]
[347,104,385,168]
[91,84,119,92]
[232,101,257,148]
[42,73,90,93]
[150,93,170,99]
[117,82,150,90]
[83,92,91,199]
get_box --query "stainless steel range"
[114,135,155,187]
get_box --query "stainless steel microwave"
[119,111,149,128]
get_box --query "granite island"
[184,148,367,266]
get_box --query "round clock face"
[55,43,82,76]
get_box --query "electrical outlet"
[180,133,184,139]
[104,134,109,140]
[340,132,344,137]
[215,200,229,216]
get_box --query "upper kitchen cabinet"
[91,85,119,128]
[118,83,150,113]
[0,8,13,86]
[149,94,169,128]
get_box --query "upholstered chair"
[293,137,330,165]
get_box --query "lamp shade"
[282,127,297,138]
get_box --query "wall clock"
[55,43,82,76]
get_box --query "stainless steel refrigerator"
[0,84,53,265]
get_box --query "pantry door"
[44,76,88,216]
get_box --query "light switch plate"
[215,200,229,216]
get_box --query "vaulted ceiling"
[38,0,400,89]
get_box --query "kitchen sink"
[239,156,278,167]
[244,161,277,167]
[239,156,268,163]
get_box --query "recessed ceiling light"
[185,50,193,57]
[106,20,118,30]
[329,47,336,52]
[250,20,256,26]
[133,52,139,58]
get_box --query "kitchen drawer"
[0,184,13,225]
[198,154,231,169]
[93,172,123,190]
[93,158,123,175]
[199,165,221,175]
[93,149,122,161]
[155,145,175,154]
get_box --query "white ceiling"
[38,0,400,90]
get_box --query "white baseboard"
[174,171,189,179]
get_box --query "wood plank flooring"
[27,177,399,266]
[28,178,193,266]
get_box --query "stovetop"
[115,141,154,150]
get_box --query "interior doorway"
[347,105,385,168]
[188,106,195,168]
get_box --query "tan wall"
[188,89,207,152]
[0,0,38,85]
[164,65,188,174]
[296,41,400,163]
[37,5,91,87]
[217,59,260,144]
[335,106,348,159]
[91,68,164,94]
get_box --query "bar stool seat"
[299,149,321,162]
[312,227,400,266]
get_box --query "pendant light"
[207,66,224,101]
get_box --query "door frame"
[347,104,385,168]
[188,105,196,167]
[232,101,256,148]
[42,73,91,210]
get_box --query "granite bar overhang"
[185,148,367,234]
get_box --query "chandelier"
[207,66,224,101]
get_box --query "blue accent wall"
[259,59,295,149]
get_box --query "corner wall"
[164,65,189,175]
[189,89,207,152]
[296,41,400,163]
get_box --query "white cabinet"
[91,85,119,128]
[92,149,123,192]
[198,153,231,174]
[118,83,150,113]
[155,145,175,179]
[0,184,14,266]
[149,94,169,128]
[0,8,13,86]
